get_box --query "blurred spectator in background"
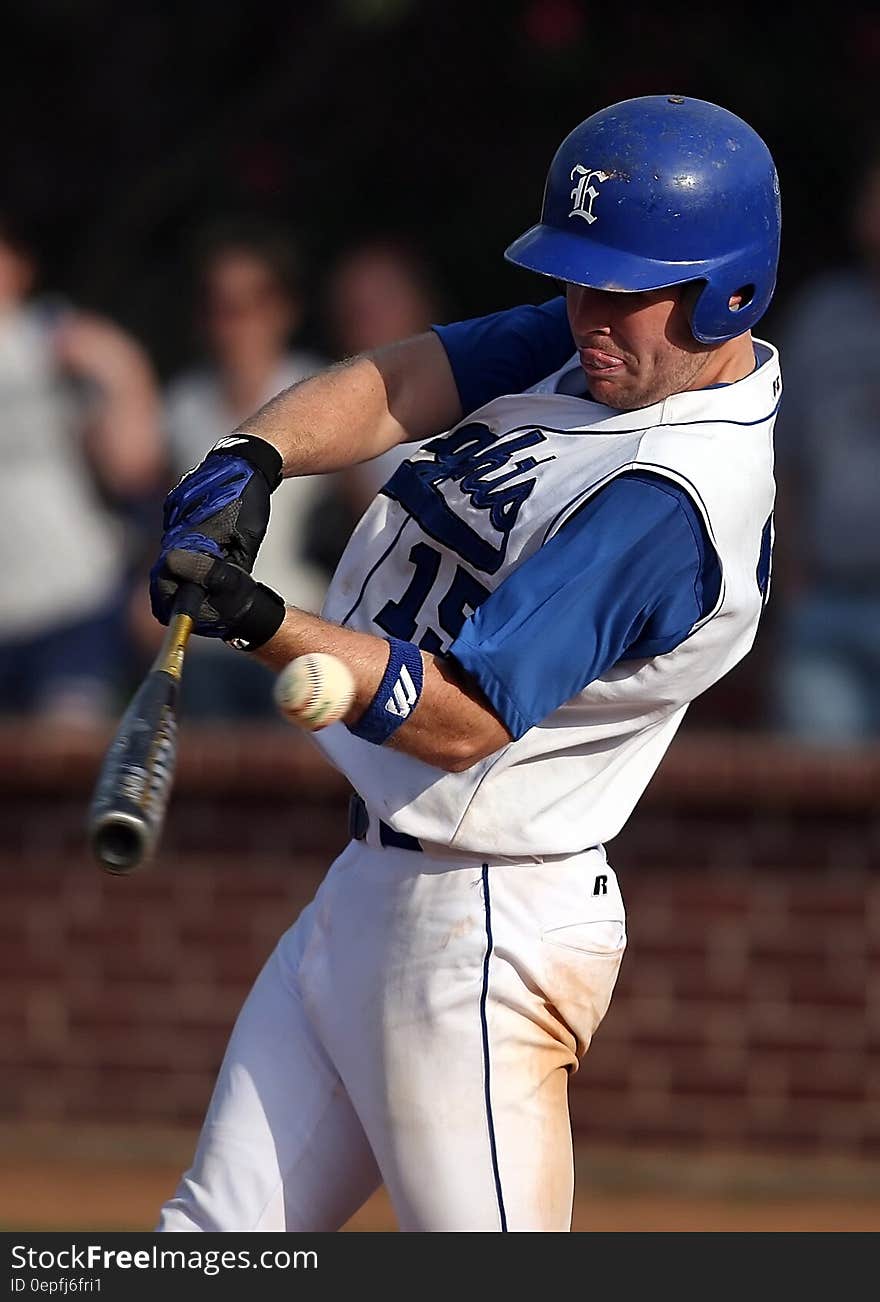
[0,214,163,723]
[325,237,445,358]
[322,238,447,523]
[768,147,880,741]
[156,217,328,719]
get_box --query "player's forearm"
[235,332,462,477]
[253,608,511,771]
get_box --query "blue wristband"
[347,639,424,745]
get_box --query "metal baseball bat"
[87,582,203,875]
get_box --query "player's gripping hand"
[162,548,287,651]
[150,433,283,626]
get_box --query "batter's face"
[566,282,732,409]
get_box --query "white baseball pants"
[157,836,626,1232]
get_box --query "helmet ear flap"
[688,268,774,344]
[687,280,725,344]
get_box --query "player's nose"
[565,284,615,337]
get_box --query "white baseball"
[273,653,356,731]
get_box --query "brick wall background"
[2,723,879,1162]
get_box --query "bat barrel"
[87,670,180,874]
[90,812,151,874]
[86,582,201,875]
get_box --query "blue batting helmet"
[504,95,781,344]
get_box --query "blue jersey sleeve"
[432,298,573,415]
[448,472,722,740]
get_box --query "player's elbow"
[439,745,480,774]
[413,680,513,771]
[437,731,509,773]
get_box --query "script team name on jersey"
[382,422,556,575]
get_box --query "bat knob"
[90,812,150,875]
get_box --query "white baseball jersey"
[314,342,780,857]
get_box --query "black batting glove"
[164,549,287,651]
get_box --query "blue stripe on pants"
[479,862,507,1231]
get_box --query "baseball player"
[151,95,781,1232]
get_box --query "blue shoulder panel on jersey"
[432,297,573,415]
[448,472,722,740]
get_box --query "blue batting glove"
[151,433,283,626]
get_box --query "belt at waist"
[348,794,603,865]
[348,793,423,853]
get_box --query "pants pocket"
[538,923,627,1061]
[540,918,627,956]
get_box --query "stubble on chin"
[588,375,657,411]
[600,356,711,410]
